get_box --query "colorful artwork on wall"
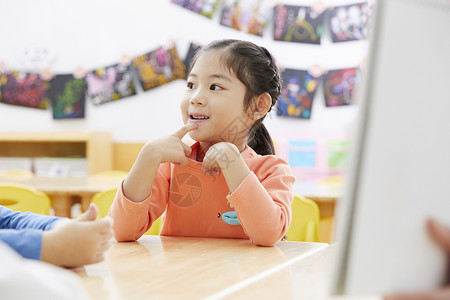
[219,0,273,36]
[329,2,373,43]
[323,68,359,106]
[0,71,49,109]
[85,63,136,105]
[273,4,326,44]
[277,68,319,119]
[47,74,87,119]
[171,0,221,18]
[133,46,186,91]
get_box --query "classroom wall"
[0,0,367,143]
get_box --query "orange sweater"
[109,143,295,246]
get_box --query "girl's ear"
[250,92,272,120]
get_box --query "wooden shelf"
[0,132,113,175]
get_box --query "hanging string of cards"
[0,1,372,120]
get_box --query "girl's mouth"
[190,114,210,120]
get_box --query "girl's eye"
[187,82,195,89]
[210,84,222,91]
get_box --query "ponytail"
[248,123,275,156]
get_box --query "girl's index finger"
[173,124,198,139]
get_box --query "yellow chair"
[0,183,51,215]
[285,195,320,242]
[0,170,34,178]
[73,170,128,216]
[90,188,162,235]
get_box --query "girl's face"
[180,51,252,148]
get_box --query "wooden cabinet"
[0,132,113,175]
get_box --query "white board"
[331,0,450,295]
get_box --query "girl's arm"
[226,168,294,246]
[109,124,197,241]
[203,142,295,246]
[123,124,197,202]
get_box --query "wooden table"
[229,243,339,299]
[0,176,123,217]
[293,180,343,244]
[72,235,331,300]
[228,243,381,300]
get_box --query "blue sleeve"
[0,206,62,231]
[0,206,64,260]
[0,229,43,260]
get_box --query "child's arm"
[0,206,62,260]
[122,124,197,202]
[0,205,61,231]
[203,142,295,246]
[0,229,46,260]
[109,124,197,241]
[0,204,113,266]
[41,203,114,267]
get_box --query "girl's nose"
[190,92,206,106]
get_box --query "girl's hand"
[123,124,198,202]
[202,142,240,175]
[144,124,198,167]
[202,142,250,193]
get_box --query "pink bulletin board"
[273,131,350,181]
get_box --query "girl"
[109,39,295,246]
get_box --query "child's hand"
[123,124,198,202]
[202,142,250,193]
[144,124,198,167]
[41,204,114,268]
[202,142,239,176]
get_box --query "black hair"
[188,39,282,156]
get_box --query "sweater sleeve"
[108,163,171,241]
[0,229,43,260]
[226,156,295,246]
[0,206,62,260]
